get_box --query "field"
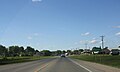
[70,55,120,68]
[0,56,54,65]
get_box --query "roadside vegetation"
[1,44,120,66]
[0,44,57,65]
[0,44,66,65]
[0,56,54,65]
[70,55,120,68]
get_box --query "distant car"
[61,54,65,57]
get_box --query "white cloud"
[79,39,100,44]
[92,38,97,40]
[115,32,120,36]
[81,32,90,36]
[27,36,32,40]
[114,26,120,28]
[32,0,42,2]
[99,41,106,44]
[79,40,88,44]
[27,33,39,40]
[99,41,102,44]
[79,41,85,44]
[34,33,39,36]
[74,42,78,45]
[89,40,99,44]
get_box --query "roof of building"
[92,47,101,51]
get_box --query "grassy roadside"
[0,56,54,65]
[69,55,120,68]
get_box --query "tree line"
[0,45,40,57]
[0,44,86,58]
[2,44,116,58]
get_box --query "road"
[0,57,90,72]
[0,57,120,72]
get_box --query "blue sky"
[0,0,120,50]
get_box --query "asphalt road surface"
[2,57,119,72]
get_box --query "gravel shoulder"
[73,59,120,72]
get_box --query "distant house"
[102,47,110,54]
[111,49,120,55]
[34,52,44,56]
[92,47,101,54]
[83,49,91,54]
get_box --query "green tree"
[67,50,72,55]
[41,50,52,56]
[9,46,21,56]
[73,50,80,55]
[25,46,35,56]
[56,50,62,56]
[19,46,25,56]
[35,50,39,53]
[79,49,84,52]
[0,45,8,57]
[118,46,120,48]
[62,50,66,54]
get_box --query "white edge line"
[69,58,92,72]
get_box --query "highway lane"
[0,58,56,72]
[39,57,89,72]
[0,57,90,72]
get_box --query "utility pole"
[85,43,88,49]
[100,36,105,49]
[100,35,105,63]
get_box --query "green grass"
[70,55,120,68]
[0,56,54,65]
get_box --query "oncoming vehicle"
[61,54,66,57]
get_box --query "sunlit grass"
[70,55,120,68]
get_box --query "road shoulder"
[71,58,120,72]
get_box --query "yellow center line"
[34,63,49,72]
[34,58,58,72]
